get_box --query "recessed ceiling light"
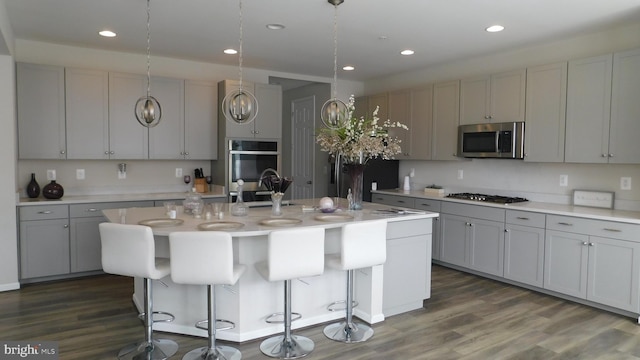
[400,49,415,56]
[343,65,355,71]
[224,48,238,55]
[486,25,505,33]
[98,30,116,38]
[266,24,285,30]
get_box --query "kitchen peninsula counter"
[102,199,438,342]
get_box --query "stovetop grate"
[446,192,528,204]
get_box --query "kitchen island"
[102,199,437,342]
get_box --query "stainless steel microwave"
[458,121,525,159]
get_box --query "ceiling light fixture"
[400,49,415,56]
[98,30,116,38]
[134,0,162,128]
[343,65,355,71]
[222,0,258,125]
[224,48,238,55]
[320,0,347,129]
[486,25,505,32]
[266,24,285,30]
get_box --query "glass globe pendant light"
[135,0,162,128]
[320,0,347,129]
[222,0,258,124]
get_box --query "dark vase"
[345,163,366,210]
[26,173,40,198]
[42,180,64,199]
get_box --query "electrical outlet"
[175,168,183,177]
[559,174,568,187]
[457,169,463,180]
[410,168,415,177]
[76,169,85,180]
[46,169,56,181]
[621,177,632,190]
[118,170,126,180]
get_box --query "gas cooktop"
[446,192,528,204]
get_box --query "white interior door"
[291,96,315,199]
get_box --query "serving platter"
[198,221,245,231]
[314,213,354,222]
[258,218,302,227]
[138,218,184,227]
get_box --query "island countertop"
[102,198,439,236]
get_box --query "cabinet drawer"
[70,201,154,218]
[441,202,505,222]
[19,205,69,221]
[506,210,545,228]
[371,194,415,208]
[414,199,441,212]
[547,215,640,241]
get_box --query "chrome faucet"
[258,168,280,188]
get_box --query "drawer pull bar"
[516,217,530,220]
[603,228,622,232]
[37,210,53,214]
[558,222,573,226]
[86,208,99,212]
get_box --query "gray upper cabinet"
[432,80,460,160]
[65,68,109,159]
[609,48,640,164]
[388,86,434,160]
[184,80,218,160]
[460,69,526,125]
[148,76,185,159]
[565,54,613,163]
[17,63,66,159]
[108,72,149,159]
[387,90,411,159]
[524,62,567,163]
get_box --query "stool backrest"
[98,222,160,278]
[169,231,239,285]
[267,227,325,282]
[341,220,387,269]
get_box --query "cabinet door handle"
[608,154,613,157]
[37,210,52,214]
[516,217,530,220]
[557,222,573,226]
[589,242,595,246]
[86,208,99,212]
[504,229,509,233]
[603,228,622,232]
[110,151,115,155]
[582,242,588,246]
[419,203,430,207]
[601,154,607,158]
[397,200,405,203]
[105,151,110,155]
[63,224,69,228]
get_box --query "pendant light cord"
[238,0,244,93]
[332,3,338,101]
[145,0,151,98]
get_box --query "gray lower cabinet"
[370,193,415,208]
[544,215,640,313]
[440,202,505,277]
[19,205,70,279]
[504,210,546,287]
[414,199,441,260]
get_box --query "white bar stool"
[255,227,325,359]
[323,220,387,343]
[99,222,179,360]
[169,231,246,360]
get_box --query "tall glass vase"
[345,163,365,210]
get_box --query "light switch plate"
[573,190,614,209]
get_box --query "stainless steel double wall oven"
[227,139,281,201]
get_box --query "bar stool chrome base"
[260,334,314,359]
[323,321,374,343]
[117,338,179,360]
[182,345,241,360]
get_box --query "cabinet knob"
[184,152,189,156]
[601,154,607,157]
[104,151,109,155]
[589,242,595,246]
[63,224,69,228]
[608,154,613,157]
[60,150,66,154]
[306,180,312,184]
[582,242,588,246]
[110,151,115,155]
[504,229,509,233]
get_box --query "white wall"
[365,21,640,211]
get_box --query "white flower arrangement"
[316,95,408,164]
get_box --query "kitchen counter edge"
[16,189,227,206]
[373,189,640,225]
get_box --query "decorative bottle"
[42,180,64,199]
[26,173,40,198]
[231,179,248,216]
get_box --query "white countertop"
[373,189,640,225]
[102,198,439,237]
[17,185,227,206]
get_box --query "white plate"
[198,221,245,231]
[138,218,184,227]
[258,218,302,227]
[314,213,354,222]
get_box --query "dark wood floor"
[2,265,640,359]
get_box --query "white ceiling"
[4,0,640,82]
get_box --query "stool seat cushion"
[256,227,325,282]
[169,231,246,286]
[327,220,387,271]
[99,223,170,279]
